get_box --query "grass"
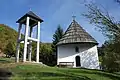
[0,58,120,80]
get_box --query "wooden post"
[28,27,33,62]
[28,41,32,62]
[23,17,29,62]
[15,23,22,62]
[36,21,40,63]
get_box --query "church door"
[75,56,81,67]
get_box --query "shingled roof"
[57,20,98,45]
[16,11,43,23]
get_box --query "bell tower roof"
[16,11,43,26]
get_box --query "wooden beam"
[28,37,38,42]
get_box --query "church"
[57,18,100,69]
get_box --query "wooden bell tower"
[16,11,43,63]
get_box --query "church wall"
[57,43,94,58]
[57,44,99,69]
[80,45,99,69]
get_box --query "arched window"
[75,47,79,53]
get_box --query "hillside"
[0,58,120,80]
[0,24,18,53]
[0,24,120,80]
[0,24,54,64]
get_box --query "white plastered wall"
[57,43,99,69]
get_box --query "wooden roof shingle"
[16,11,43,23]
[57,20,98,45]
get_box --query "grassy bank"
[0,58,120,80]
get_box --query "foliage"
[83,3,120,40]
[0,24,25,58]
[39,43,55,66]
[0,24,18,53]
[0,24,18,57]
[115,0,120,3]
[0,24,57,66]
[101,41,120,72]
[52,25,64,52]
[31,25,64,66]
[52,25,64,45]
[4,41,16,58]
[31,42,55,66]
[83,3,120,72]
[51,25,64,66]
[19,44,24,58]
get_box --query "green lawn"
[0,58,120,80]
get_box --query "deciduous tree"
[4,41,16,58]
[83,3,120,72]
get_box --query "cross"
[29,8,32,11]
[28,4,32,11]
[72,16,76,20]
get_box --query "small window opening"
[75,47,79,53]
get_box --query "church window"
[75,47,79,53]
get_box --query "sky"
[0,0,120,46]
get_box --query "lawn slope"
[0,58,120,80]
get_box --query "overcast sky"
[0,0,120,46]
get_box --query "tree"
[99,41,120,72]
[52,25,64,49]
[83,3,120,72]
[39,43,54,66]
[4,41,16,58]
[52,25,63,52]
[31,42,55,66]
[115,0,120,3]
[83,3,120,40]
[52,25,64,65]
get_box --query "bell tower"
[16,11,43,63]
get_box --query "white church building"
[57,19,99,69]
